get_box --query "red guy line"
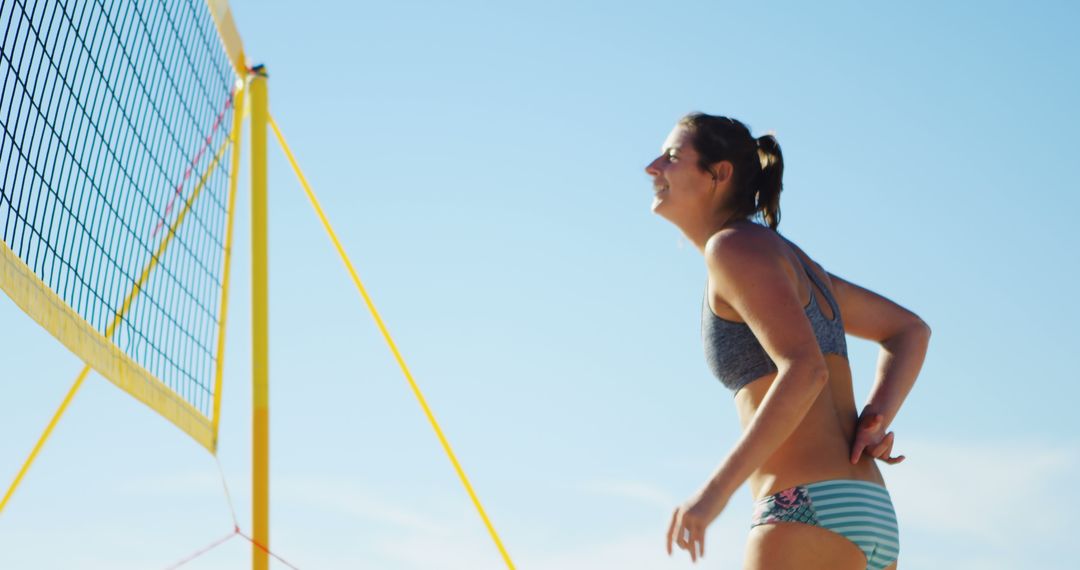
[151,91,235,239]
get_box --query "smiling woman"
[644,113,931,570]
[650,114,782,231]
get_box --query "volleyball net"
[1,1,515,567]
[0,0,241,450]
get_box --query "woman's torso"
[705,234,884,500]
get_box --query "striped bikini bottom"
[750,479,899,570]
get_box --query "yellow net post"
[250,65,271,570]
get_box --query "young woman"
[646,113,930,570]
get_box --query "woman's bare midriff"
[734,353,885,500]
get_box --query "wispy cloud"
[528,524,747,570]
[580,478,678,510]
[69,439,1078,569]
[884,437,1077,568]
[365,523,748,570]
[563,439,1080,570]
[274,475,455,536]
[118,469,225,497]
[888,438,1076,539]
[265,474,743,569]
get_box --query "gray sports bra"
[701,249,847,393]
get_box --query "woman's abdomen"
[738,355,885,500]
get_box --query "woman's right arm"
[827,272,931,455]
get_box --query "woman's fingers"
[694,525,706,561]
[667,508,707,562]
[859,413,883,432]
[868,431,894,458]
[850,429,872,463]
[681,523,702,562]
[869,433,891,457]
[850,437,867,464]
[851,414,887,464]
[868,432,907,465]
[851,429,877,464]
[666,509,679,555]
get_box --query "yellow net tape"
[0,135,236,514]
[0,138,233,452]
[210,85,247,448]
[205,0,249,77]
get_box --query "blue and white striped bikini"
[751,479,899,570]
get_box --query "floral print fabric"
[751,485,820,526]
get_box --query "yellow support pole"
[269,116,517,569]
[0,366,90,516]
[249,65,270,570]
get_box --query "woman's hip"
[750,479,899,570]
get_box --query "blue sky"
[2,0,1078,568]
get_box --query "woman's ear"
[710,161,734,183]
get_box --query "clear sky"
[1,1,1078,568]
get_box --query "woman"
[646,113,930,570]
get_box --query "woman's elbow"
[883,315,931,348]
[912,317,932,344]
[807,361,830,392]
[789,358,829,393]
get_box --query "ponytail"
[678,113,786,231]
[755,134,783,230]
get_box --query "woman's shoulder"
[705,221,790,266]
[703,223,799,296]
[705,224,830,297]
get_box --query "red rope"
[236,529,303,570]
[162,525,302,569]
[151,92,236,238]
[163,527,239,569]
[214,455,240,529]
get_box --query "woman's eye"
[667,152,678,162]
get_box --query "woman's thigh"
[744,522,868,570]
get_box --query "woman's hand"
[666,486,729,563]
[850,409,905,465]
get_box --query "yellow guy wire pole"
[249,65,270,570]
[211,83,246,448]
[269,115,517,570]
[0,135,233,516]
[0,366,90,515]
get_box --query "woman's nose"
[645,156,662,176]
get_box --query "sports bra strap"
[793,254,841,321]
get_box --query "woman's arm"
[669,229,830,559]
[700,231,829,497]
[828,272,931,429]
[827,272,930,462]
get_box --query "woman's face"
[644,125,717,225]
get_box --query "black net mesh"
[0,0,237,418]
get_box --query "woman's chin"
[651,202,686,229]
[652,199,680,223]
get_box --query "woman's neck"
[686,214,748,254]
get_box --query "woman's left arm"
[670,231,828,560]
